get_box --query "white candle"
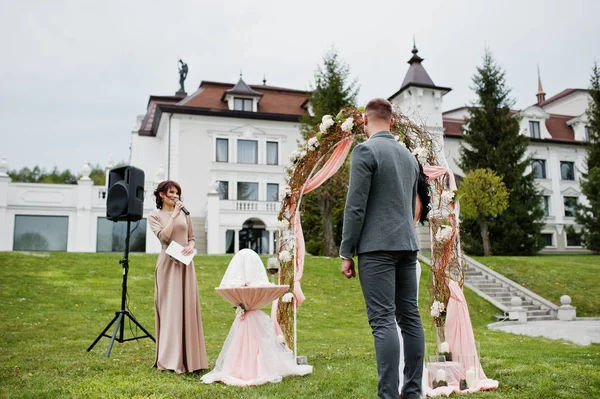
[436,368,446,382]
[466,368,477,388]
[439,342,450,353]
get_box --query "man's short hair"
[365,98,392,122]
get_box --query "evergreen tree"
[575,62,600,253]
[301,49,358,256]
[458,50,545,255]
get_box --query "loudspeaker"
[106,166,145,221]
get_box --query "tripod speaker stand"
[88,165,154,357]
[87,219,155,357]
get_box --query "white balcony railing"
[220,200,280,213]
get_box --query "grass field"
[0,252,598,398]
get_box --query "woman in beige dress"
[148,180,208,373]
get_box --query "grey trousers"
[358,250,424,399]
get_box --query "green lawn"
[0,252,598,398]
[471,255,600,317]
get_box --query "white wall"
[442,137,465,177]
[142,113,301,219]
[133,112,303,254]
[542,91,592,116]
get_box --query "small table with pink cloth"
[201,249,312,386]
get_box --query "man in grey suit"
[340,98,424,399]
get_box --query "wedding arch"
[269,106,498,394]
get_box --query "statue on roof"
[178,59,188,93]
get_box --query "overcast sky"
[1,0,598,173]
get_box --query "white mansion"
[0,46,591,254]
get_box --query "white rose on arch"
[430,300,445,318]
[289,150,301,164]
[435,226,453,242]
[341,117,354,133]
[299,150,307,159]
[441,190,455,204]
[411,146,428,164]
[279,250,292,263]
[278,218,290,231]
[281,292,294,303]
[307,137,320,151]
[322,114,334,128]
[279,185,292,200]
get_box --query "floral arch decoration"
[272,107,466,353]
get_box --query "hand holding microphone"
[173,199,190,215]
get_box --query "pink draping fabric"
[423,165,460,216]
[272,137,354,334]
[425,281,499,395]
[202,285,312,386]
[293,136,353,305]
[216,286,289,311]
[423,166,498,395]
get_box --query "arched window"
[531,159,546,179]
[560,161,574,181]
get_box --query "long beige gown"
[148,210,208,373]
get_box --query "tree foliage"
[575,62,600,253]
[9,164,108,186]
[459,168,509,256]
[300,49,358,256]
[458,50,544,255]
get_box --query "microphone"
[173,199,190,215]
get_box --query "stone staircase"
[418,255,559,322]
[463,256,558,321]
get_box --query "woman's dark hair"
[416,161,431,225]
[153,180,182,209]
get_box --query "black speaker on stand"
[87,166,155,357]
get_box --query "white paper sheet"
[165,241,197,266]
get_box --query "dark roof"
[138,80,310,137]
[442,113,583,144]
[538,88,588,107]
[183,81,309,115]
[222,77,264,100]
[388,45,451,100]
[442,118,464,137]
[545,114,575,142]
[138,95,181,135]
[402,46,435,88]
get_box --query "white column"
[267,229,274,255]
[548,149,562,224]
[206,190,220,254]
[234,229,240,252]
[0,162,11,251]
[75,172,94,252]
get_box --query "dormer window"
[529,121,541,139]
[222,76,263,112]
[234,98,253,112]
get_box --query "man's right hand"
[341,258,356,279]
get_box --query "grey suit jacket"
[339,130,420,258]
